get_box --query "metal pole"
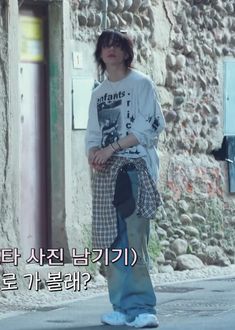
[99,0,108,82]
[102,0,108,30]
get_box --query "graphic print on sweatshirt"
[96,89,140,155]
[97,95,122,148]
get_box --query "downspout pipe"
[102,0,108,30]
[99,0,108,82]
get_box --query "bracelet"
[110,143,117,152]
[116,141,123,151]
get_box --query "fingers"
[92,164,105,171]
[89,154,104,167]
[88,149,98,165]
[88,147,112,168]
[93,150,106,165]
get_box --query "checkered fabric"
[91,156,162,249]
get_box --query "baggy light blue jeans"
[106,169,157,322]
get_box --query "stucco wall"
[0,0,234,284]
[69,39,97,253]
[0,1,10,249]
[0,0,25,291]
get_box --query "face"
[100,42,128,67]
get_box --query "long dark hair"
[94,29,134,74]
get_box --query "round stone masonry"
[122,12,133,24]
[129,0,142,13]
[170,238,188,256]
[184,225,200,238]
[191,213,206,224]
[69,0,235,270]
[164,110,178,123]
[108,0,118,11]
[123,0,133,11]
[176,254,204,271]
[78,13,87,26]
[200,245,231,267]
[180,214,193,225]
[109,12,120,28]
[79,0,90,9]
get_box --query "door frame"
[48,0,71,261]
[16,0,72,260]
[223,57,235,136]
[223,57,235,193]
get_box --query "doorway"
[19,3,50,258]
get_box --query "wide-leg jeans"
[105,169,157,322]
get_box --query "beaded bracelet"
[116,141,123,151]
[110,143,118,152]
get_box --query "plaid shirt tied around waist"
[91,156,162,249]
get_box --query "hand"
[88,147,100,166]
[92,163,106,171]
[88,147,104,171]
[93,145,114,165]
[88,147,109,171]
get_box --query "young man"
[85,30,165,328]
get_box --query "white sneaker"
[101,311,126,326]
[126,313,159,328]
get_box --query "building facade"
[0,0,235,284]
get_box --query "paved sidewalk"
[0,276,235,330]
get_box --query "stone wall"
[70,0,235,271]
[158,0,235,271]
[70,0,172,254]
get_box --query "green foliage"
[200,198,224,234]
[148,233,161,262]
[187,244,193,254]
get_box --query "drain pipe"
[99,0,108,82]
[102,0,108,30]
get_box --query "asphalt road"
[0,276,235,330]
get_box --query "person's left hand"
[93,145,114,165]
